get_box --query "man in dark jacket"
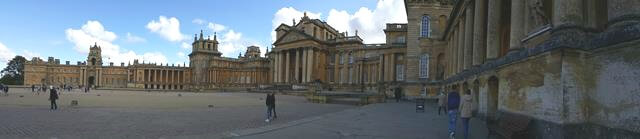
[49,86,58,110]
[447,90,461,138]
[265,93,275,122]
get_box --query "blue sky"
[0,0,406,68]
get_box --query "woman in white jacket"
[460,90,473,139]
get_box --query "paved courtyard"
[227,101,489,139]
[0,88,489,138]
[0,89,354,138]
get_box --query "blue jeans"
[266,106,273,119]
[448,110,458,135]
[462,118,470,139]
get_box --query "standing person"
[265,93,274,122]
[271,93,277,119]
[447,89,461,139]
[460,90,473,139]
[394,87,402,102]
[438,92,447,115]
[31,85,35,92]
[4,85,8,96]
[49,86,59,110]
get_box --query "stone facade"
[438,0,640,138]
[24,31,270,91]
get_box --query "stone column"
[473,0,487,66]
[389,53,396,81]
[284,50,290,83]
[509,0,525,51]
[302,48,308,83]
[608,0,640,27]
[486,0,502,60]
[378,55,383,82]
[464,6,474,70]
[553,0,584,27]
[343,53,349,83]
[306,48,314,82]
[334,52,339,83]
[457,21,465,72]
[295,49,300,83]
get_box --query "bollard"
[178,93,182,97]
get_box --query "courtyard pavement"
[226,101,489,139]
[0,88,489,138]
[0,89,354,138]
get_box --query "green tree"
[0,55,27,85]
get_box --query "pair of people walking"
[265,93,277,122]
[447,89,473,139]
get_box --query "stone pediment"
[273,30,315,46]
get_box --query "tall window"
[421,15,431,38]
[419,54,429,79]
[349,54,354,64]
[396,64,404,81]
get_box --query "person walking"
[447,89,461,139]
[49,86,59,110]
[394,87,402,102]
[438,92,447,115]
[265,93,275,122]
[4,85,8,96]
[460,90,473,139]
[31,85,35,92]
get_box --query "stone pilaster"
[464,6,474,70]
[509,0,525,51]
[486,0,502,60]
[472,0,487,66]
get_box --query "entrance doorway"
[88,76,95,87]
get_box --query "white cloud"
[207,22,227,32]
[181,42,191,49]
[325,0,407,43]
[125,32,146,43]
[271,7,322,42]
[66,20,168,65]
[177,52,185,57]
[271,0,406,44]
[146,16,187,42]
[21,50,40,60]
[192,18,205,25]
[0,41,17,68]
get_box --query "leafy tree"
[0,55,26,85]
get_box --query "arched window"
[419,54,429,79]
[421,15,431,38]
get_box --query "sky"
[0,0,407,68]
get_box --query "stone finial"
[304,11,307,17]
[355,30,358,36]
[214,32,217,41]
[199,30,204,40]
[293,18,296,25]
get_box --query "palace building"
[24,31,270,90]
[21,0,640,137]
